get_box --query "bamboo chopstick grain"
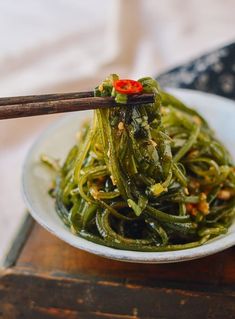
[0,91,94,106]
[0,93,154,120]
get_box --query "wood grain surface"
[0,93,154,119]
[0,219,234,319]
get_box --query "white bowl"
[22,89,235,263]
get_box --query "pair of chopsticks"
[0,91,154,120]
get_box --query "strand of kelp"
[44,76,235,251]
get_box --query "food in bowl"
[41,75,235,251]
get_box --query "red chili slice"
[114,79,143,94]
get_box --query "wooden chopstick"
[0,92,154,120]
[0,91,94,106]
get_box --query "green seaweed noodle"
[42,75,235,251]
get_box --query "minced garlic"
[217,189,233,200]
[118,121,124,130]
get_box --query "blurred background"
[1,0,235,261]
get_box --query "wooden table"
[0,214,234,319]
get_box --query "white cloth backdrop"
[1,0,235,261]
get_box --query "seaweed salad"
[42,75,235,251]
